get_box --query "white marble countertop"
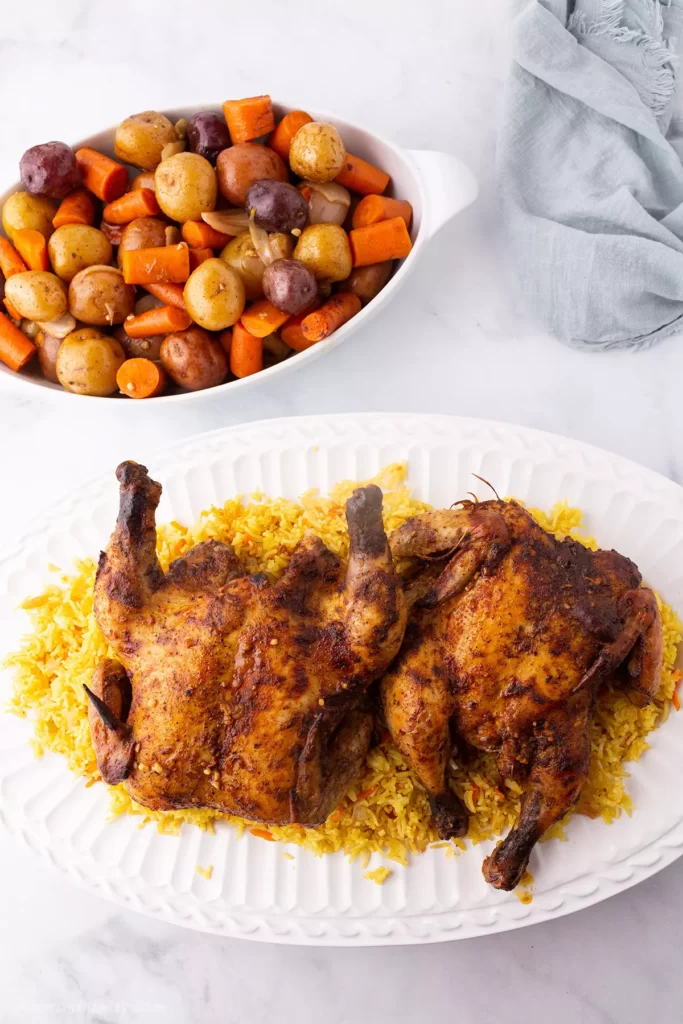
[2,1,683,1021]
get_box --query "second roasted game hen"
[381,497,663,890]
[87,462,407,826]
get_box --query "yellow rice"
[364,866,392,885]
[5,464,682,870]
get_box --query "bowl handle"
[408,149,478,238]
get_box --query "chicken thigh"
[381,498,662,890]
[88,462,407,826]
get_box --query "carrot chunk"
[13,229,49,271]
[0,311,36,371]
[351,195,412,230]
[52,189,96,228]
[270,110,312,163]
[301,293,361,342]
[189,247,215,270]
[121,244,190,285]
[280,300,321,351]
[116,357,166,399]
[240,299,290,338]
[335,153,390,195]
[103,188,160,224]
[230,321,263,377]
[349,217,412,267]
[144,282,187,310]
[182,220,232,249]
[223,95,275,144]
[0,237,28,279]
[75,147,129,202]
[124,305,192,337]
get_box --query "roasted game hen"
[87,462,406,826]
[381,497,663,890]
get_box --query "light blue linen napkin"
[499,0,683,349]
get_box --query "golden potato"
[48,225,113,282]
[154,152,216,223]
[68,265,135,325]
[56,327,125,396]
[289,123,346,183]
[115,111,177,170]
[2,191,57,242]
[293,224,352,281]
[5,271,67,321]
[183,258,245,331]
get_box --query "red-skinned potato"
[160,326,228,391]
[216,143,287,206]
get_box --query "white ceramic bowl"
[0,103,478,405]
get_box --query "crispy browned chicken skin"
[88,462,407,826]
[381,498,662,890]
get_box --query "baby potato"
[48,225,113,282]
[56,327,125,396]
[117,216,168,265]
[5,271,67,321]
[183,258,245,331]
[289,123,346,183]
[154,152,216,223]
[113,324,164,361]
[346,261,393,305]
[2,191,57,242]
[160,327,228,391]
[115,111,177,170]
[293,224,352,282]
[216,143,287,206]
[35,330,62,383]
[68,265,135,325]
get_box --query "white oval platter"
[1,413,682,945]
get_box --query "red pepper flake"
[673,690,681,711]
[250,828,274,841]
[471,784,480,805]
[356,785,378,801]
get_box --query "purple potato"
[263,259,317,314]
[246,180,308,234]
[20,142,81,199]
[186,112,231,164]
